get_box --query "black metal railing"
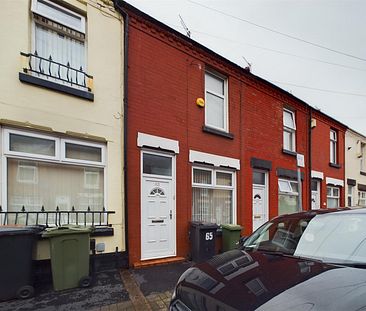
[20,51,93,91]
[0,206,114,227]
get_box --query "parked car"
[170,208,366,311]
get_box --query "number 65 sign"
[205,232,213,240]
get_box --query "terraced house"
[117,1,346,267]
[0,0,127,269]
[345,129,366,207]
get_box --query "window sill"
[91,226,114,237]
[329,162,341,169]
[360,171,366,176]
[202,126,234,139]
[19,72,94,101]
[282,149,297,157]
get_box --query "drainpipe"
[114,0,129,263]
[308,107,313,210]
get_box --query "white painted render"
[0,0,125,259]
[345,129,366,206]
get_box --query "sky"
[125,0,366,134]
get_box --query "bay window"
[278,179,299,215]
[2,129,106,225]
[192,167,235,225]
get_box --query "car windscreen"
[243,216,312,254]
[294,213,366,264]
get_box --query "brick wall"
[125,6,345,266]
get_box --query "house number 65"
[205,232,213,240]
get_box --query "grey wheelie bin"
[0,226,41,301]
[190,221,219,262]
[42,225,92,291]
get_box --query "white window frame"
[30,0,87,88]
[141,149,174,180]
[358,191,366,206]
[330,130,337,164]
[3,128,59,161]
[1,128,107,213]
[283,108,296,152]
[327,185,340,207]
[192,166,237,224]
[205,70,228,132]
[31,0,86,33]
[347,185,354,207]
[192,167,213,187]
[278,179,298,195]
[61,138,106,166]
[361,143,366,172]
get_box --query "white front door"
[252,170,268,232]
[141,151,176,260]
[311,179,320,210]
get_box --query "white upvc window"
[205,71,228,132]
[348,185,354,207]
[327,186,339,208]
[2,128,106,225]
[330,130,337,164]
[358,191,366,207]
[192,167,235,225]
[31,0,86,83]
[360,143,366,172]
[283,109,296,152]
[278,179,299,215]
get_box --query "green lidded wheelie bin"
[42,225,92,291]
[221,224,243,252]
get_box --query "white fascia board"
[189,150,240,170]
[137,132,179,154]
[326,177,344,187]
[311,170,324,180]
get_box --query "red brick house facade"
[310,110,346,210]
[118,2,346,267]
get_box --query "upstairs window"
[283,109,296,152]
[360,143,366,172]
[205,71,228,132]
[330,130,337,164]
[31,0,86,84]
